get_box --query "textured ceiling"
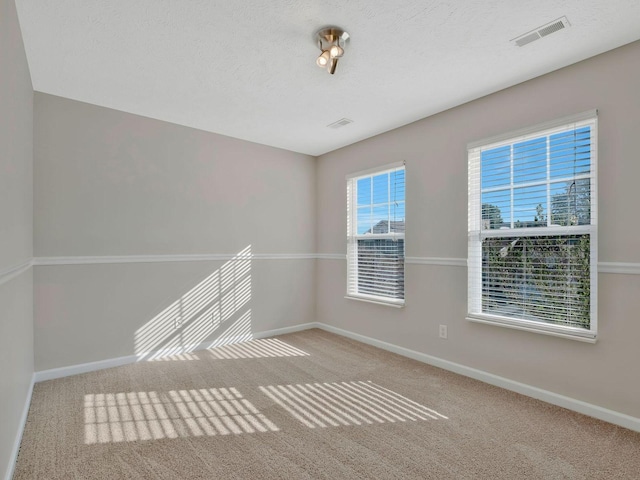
[15,0,640,156]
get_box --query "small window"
[346,163,406,306]
[467,111,597,341]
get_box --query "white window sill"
[345,294,405,308]
[466,314,596,343]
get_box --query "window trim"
[467,109,598,150]
[467,111,598,342]
[345,293,405,308]
[346,162,406,308]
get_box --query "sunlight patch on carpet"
[84,387,278,444]
[260,380,448,428]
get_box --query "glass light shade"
[316,50,330,67]
[329,44,344,58]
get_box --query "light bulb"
[329,44,344,58]
[316,50,330,67]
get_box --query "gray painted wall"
[0,0,34,477]
[34,95,317,370]
[34,259,315,370]
[316,40,640,418]
[35,94,316,257]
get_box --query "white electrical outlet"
[439,325,448,339]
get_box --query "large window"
[347,163,406,306]
[467,111,597,341]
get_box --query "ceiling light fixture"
[315,27,349,74]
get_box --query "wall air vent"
[512,16,570,47]
[327,118,354,129]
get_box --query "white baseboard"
[34,323,318,383]
[5,373,35,480]
[313,323,640,433]
[31,321,640,433]
[34,354,138,383]
[252,322,318,339]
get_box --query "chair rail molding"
[0,259,33,286]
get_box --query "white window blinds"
[347,163,406,306]
[468,111,597,340]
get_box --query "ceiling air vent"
[512,16,570,47]
[327,118,353,129]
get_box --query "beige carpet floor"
[13,329,640,479]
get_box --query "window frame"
[467,110,598,342]
[346,162,406,307]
